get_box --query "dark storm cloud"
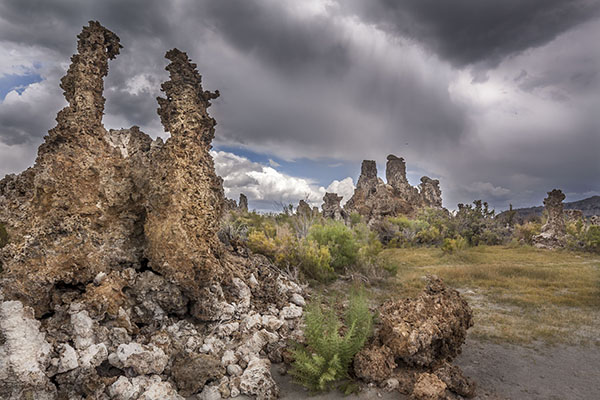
[350,0,600,69]
[0,0,599,210]
[201,0,351,75]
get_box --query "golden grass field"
[370,246,600,345]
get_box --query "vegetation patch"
[377,246,600,344]
[289,290,373,393]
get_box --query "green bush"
[348,212,362,227]
[415,225,442,245]
[583,225,600,253]
[290,290,373,392]
[441,236,468,254]
[513,221,542,245]
[292,239,335,282]
[308,222,359,271]
[247,230,277,258]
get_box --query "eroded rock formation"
[533,189,567,249]
[353,276,475,399]
[296,199,312,217]
[0,22,303,400]
[239,193,249,212]
[344,155,443,223]
[321,192,347,222]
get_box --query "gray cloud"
[0,0,598,211]
[348,0,600,70]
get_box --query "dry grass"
[373,245,600,345]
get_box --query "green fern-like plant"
[290,290,373,392]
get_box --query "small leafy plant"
[290,290,373,393]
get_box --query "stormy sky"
[0,0,599,212]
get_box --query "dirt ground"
[455,338,600,400]
[270,335,600,399]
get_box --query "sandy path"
[455,338,600,400]
[269,337,600,399]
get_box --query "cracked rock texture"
[344,155,443,223]
[321,192,347,222]
[354,276,475,399]
[533,189,567,249]
[0,21,303,399]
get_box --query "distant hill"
[497,195,600,222]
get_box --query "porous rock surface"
[296,199,312,217]
[344,155,442,223]
[238,193,249,212]
[354,276,475,399]
[0,21,304,399]
[321,192,347,222]
[533,189,567,249]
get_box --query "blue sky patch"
[215,144,359,188]
[0,72,43,101]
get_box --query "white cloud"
[324,177,355,205]
[211,150,355,211]
[268,158,280,167]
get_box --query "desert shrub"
[582,225,600,253]
[384,216,429,246]
[377,257,399,275]
[513,221,542,245]
[277,238,334,283]
[308,222,359,271]
[441,236,468,254]
[453,200,511,245]
[247,230,277,258]
[349,212,363,227]
[0,223,8,249]
[296,240,335,282]
[415,225,442,245]
[290,290,373,393]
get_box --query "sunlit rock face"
[0,21,304,399]
[344,155,443,223]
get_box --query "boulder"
[239,357,279,400]
[379,276,473,367]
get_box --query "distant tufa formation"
[325,155,442,223]
[533,189,568,249]
[0,22,305,400]
[224,193,249,213]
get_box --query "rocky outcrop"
[321,192,347,222]
[533,189,567,249]
[419,177,442,209]
[386,155,420,204]
[344,155,443,223]
[145,48,225,319]
[0,22,304,399]
[296,199,312,217]
[354,276,475,399]
[238,193,249,212]
[223,193,249,213]
[564,209,583,223]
